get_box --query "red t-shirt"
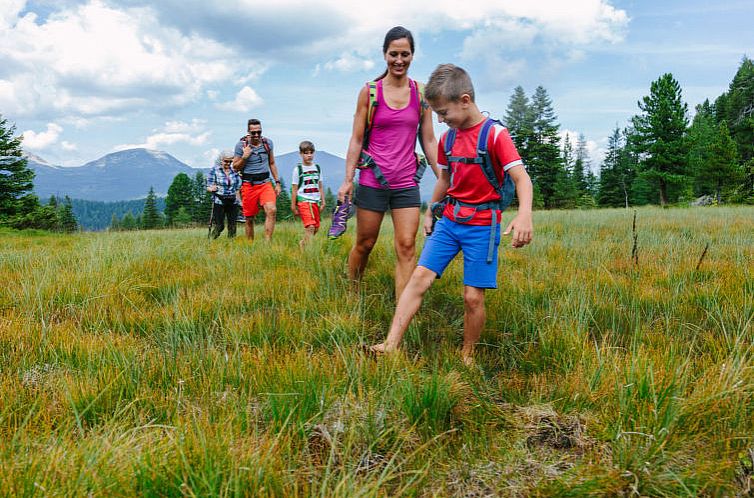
[438,120,523,225]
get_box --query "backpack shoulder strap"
[414,79,428,115]
[476,118,505,195]
[443,129,457,159]
[365,81,379,131]
[362,81,379,150]
[261,137,271,156]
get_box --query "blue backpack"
[436,117,516,262]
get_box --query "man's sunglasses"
[248,131,262,136]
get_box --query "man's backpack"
[358,78,429,187]
[436,117,517,263]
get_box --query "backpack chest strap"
[447,156,484,165]
[446,197,501,263]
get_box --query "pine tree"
[142,187,161,229]
[173,206,192,227]
[708,121,742,203]
[48,195,58,209]
[275,178,293,221]
[715,56,754,163]
[121,211,137,230]
[324,187,336,214]
[687,100,717,198]
[59,196,78,233]
[631,73,690,205]
[0,114,38,223]
[192,171,212,223]
[527,86,564,208]
[598,127,624,207]
[109,213,120,231]
[164,173,195,225]
[573,134,590,193]
[504,86,533,153]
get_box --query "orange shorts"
[297,201,320,228]
[241,182,276,217]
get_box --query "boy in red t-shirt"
[369,64,533,365]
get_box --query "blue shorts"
[418,217,501,289]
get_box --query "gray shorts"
[354,184,421,212]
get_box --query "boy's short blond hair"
[425,64,475,103]
[299,140,315,153]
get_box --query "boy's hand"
[423,210,434,236]
[291,203,298,215]
[503,213,533,248]
[320,198,326,211]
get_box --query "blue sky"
[2,0,752,171]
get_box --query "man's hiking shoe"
[328,197,354,239]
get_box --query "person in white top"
[291,140,326,247]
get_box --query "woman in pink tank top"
[337,26,439,300]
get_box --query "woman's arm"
[338,85,370,201]
[419,105,440,179]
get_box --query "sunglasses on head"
[248,131,262,136]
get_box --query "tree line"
[503,57,753,208]
[0,115,79,231]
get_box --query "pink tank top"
[359,79,421,190]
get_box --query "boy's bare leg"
[461,286,486,365]
[371,266,436,353]
[390,207,420,300]
[245,218,254,240]
[263,202,276,241]
[348,208,384,283]
[300,226,316,248]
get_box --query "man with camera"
[232,118,282,241]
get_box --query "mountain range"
[26,148,348,202]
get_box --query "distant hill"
[28,149,202,202]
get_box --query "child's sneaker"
[328,197,354,239]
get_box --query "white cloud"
[322,53,376,73]
[163,119,207,134]
[113,120,212,151]
[22,123,64,150]
[215,86,264,112]
[0,0,263,118]
[61,141,78,151]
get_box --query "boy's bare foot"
[365,343,397,357]
[461,346,475,366]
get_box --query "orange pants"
[241,182,276,217]
[297,201,320,228]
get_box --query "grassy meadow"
[1,206,752,497]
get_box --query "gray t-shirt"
[234,137,274,176]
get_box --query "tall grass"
[0,206,752,496]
